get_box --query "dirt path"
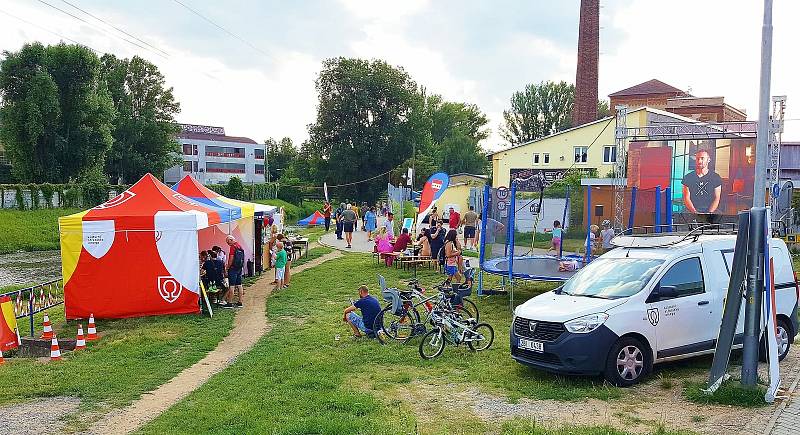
[89,249,341,434]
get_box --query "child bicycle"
[418,308,494,359]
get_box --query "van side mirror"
[647,285,678,303]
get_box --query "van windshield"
[559,258,664,299]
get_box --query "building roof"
[488,113,619,156]
[178,132,258,144]
[608,79,686,97]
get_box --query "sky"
[1,0,799,151]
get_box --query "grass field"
[138,254,706,434]
[0,208,80,253]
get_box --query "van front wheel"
[604,337,651,387]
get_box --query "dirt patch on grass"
[0,396,80,434]
[278,315,307,326]
[384,353,799,435]
[88,250,342,434]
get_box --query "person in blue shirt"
[364,206,378,241]
[343,285,381,338]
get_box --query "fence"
[0,279,64,337]
[0,184,130,210]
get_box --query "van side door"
[646,256,717,359]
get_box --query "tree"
[597,99,611,118]
[424,94,489,175]
[307,58,429,202]
[500,80,574,145]
[0,42,115,183]
[264,136,298,181]
[101,54,180,183]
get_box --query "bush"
[40,183,55,208]
[226,177,245,200]
[277,177,304,205]
[14,185,24,210]
[28,183,40,209]
[80,170,109,207]
[64,186,82,208]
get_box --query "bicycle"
[374,277,478,345]
[418,309,494,359]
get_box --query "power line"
[171,0,272,60]
[0,9,102,53]
[35,0,168,59]
[58,0,170,57]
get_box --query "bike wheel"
[467,323,494,352]
[456,298,479,321]
[419,328,446,359]
[375,306,419,344]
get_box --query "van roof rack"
[611,223,738,249]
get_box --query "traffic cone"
[0,348,4,364]
[75,324,86,350]
[40,313,54,340]
[86,314,98,341]
[50,336,62,361]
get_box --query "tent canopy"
[59,174,232,319]
[298,210,325,226]
[172,175,276,222]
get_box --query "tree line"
[1,43,606,203]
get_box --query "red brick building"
[609,79,746,122]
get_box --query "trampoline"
[481,254,583,282]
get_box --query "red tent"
[59,174,228,319]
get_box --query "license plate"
[519,338,544,352]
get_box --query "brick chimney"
[572,0,599,127]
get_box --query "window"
[654,257,705,300]
[543,153,550,164]
[254,149,265,159]
[206,146,245,158]
[182,144,197,155]
[533,153,540,164]
[183,161,192,171]
[206,162,245,173]
[574,146,588,163]
[559,258,664,299]
[603,146,617,163]
[255,164,265,174]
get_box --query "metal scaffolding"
[769,95,786,196]
[612,105,628,231]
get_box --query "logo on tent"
[94,190,136,210]
[173,193,204,207]
[158,276,184,303]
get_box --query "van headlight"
[564,313,609,334]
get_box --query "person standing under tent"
[212,245,226,266]
[221,235,245,308]
[600,220,615,253]
[364,206,377,241]
[462,206,478,250]
[341,204,357,248]
[323,201,332,232]
[335,203,345,240]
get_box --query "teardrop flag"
[418,172,449,224]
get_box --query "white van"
[511,234,799,386]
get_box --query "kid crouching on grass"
[274,241,287,291]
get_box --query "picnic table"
[289,236,309,259]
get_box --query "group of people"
[199,235,246,309]
[265,225,297,293]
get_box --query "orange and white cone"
[50,336,62,361]
[0,348,4,364]
[86,314,98,341]
[40,313,54,340]
[75,324,86,350]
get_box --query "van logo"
[647,308,659,326]
[529,322,537,332]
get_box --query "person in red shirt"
[448,207,460,231]
[221,235,244,308]
[322,201,332,232]
[393,228,412,252]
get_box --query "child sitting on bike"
[343,285,381,338]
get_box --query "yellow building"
[489,107,692,187]
[438,173,487,218]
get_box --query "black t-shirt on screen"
[682,171,722,213]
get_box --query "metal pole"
[478,184,490,296]
[753,0,773,208]
[742,0,773,386]
[560,185,570,259]
[28,290,34,337]
[665,186,673,232]
[742,207,767,386]
[655,186,662,233]
[627,186,638,234]
[585,185,592,262]
[508,181,517,310]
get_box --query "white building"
[164,123,265,185]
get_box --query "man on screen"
[682,149,722,214]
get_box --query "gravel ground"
[0,396,80,435]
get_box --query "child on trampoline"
[548,220,563,255]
